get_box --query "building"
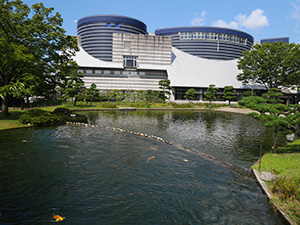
[74,14,256,101]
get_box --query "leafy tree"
[238,96,300,152]
[237,42,300,90]
[223,86,236,105]
[60,68,85,106]
[204,84,218,108]
[0,0,78,116]
[86,83,99,105]
[159,79,172,101]
[262,87,283,104]
[184,88,196,102]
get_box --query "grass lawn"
[0,110,28,130]
[252,139,300,224]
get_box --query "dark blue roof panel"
[77,15,147,32]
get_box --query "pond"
[0,110,288,224]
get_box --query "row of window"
[179,32,247,44]
[107,23,119,28]
[79,68,144,75]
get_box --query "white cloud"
[290,1,300,22]
[190,10,206,26]
[213,9,269,30]
[213,20,239,29]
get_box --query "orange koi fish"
[147,156,155,163]
[53,214,65,222]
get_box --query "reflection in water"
[0,111,287,224]
[86,111,287,168]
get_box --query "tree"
[158,79,172,101]
[0,0,78,116]
[204,84,218,108]
[59,67,85,106]
[238,92,300,152]
[223,86,236,105]
[86,83,99,105]
[237,42,300,91]
[184,88,196,102]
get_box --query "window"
[123,56,137,68]
[240,37,247,45]
[219,33,230,41]
[179,32,192,39]
[107,23,111,27]
[231,35,239,43]
[206,32,218,40]
[115,23,119,28]
[193,32,205,39]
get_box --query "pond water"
[0,111,288,224]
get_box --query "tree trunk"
[73,97,77,106]
[1,96,9,116]
[272,126,278,153]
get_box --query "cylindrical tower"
[77,15,147,61]
[155,27,254,60]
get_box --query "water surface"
[0,111,287,224]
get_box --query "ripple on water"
[0,113,286,224]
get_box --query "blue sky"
[22,0,300,43]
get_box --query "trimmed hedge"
[19,108,87,126]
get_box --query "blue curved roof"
[77,15,147,32]
[155,26,254,42]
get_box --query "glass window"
[107,23,111,27]
[193,32,205,39]
[179,32,192,39]
[240,37,247,45]
[231,35,239,43]
[207,32,218,40]
[115,23,119,28]
[219,33,229,41]
[123,56,137,68]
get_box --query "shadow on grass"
[0,111,26,120]
[277,140,300,154]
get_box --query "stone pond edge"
[252,169,295,225]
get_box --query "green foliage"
[19,108,87,126]
[237,42,300,90]
[100,102,117,108]
[85,83,99,104]
[184,88,197,102]
[272,176,300,201]
[0,0,79,116]
[158,79,172,101]
[204,84,218,108]
[239,96,300,151]
[171,102,194,108]
[262,87,283,104]
[223,86,236,105]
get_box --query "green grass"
[252,140,300,224]
[0,110,28,130]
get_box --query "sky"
[22,0,300,43]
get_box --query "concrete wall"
[112,33,172,65]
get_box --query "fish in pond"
[53,214,65,222]
[147,156,155,163]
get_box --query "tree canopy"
[158,79,172,101]
[239,88,300,152]
[237,42,300,90]
[184,88,196,102]
[204,84,218,108]
[0,0,79,115]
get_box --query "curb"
[252,169,295,225]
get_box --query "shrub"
[19,108,87,126]
[100,102,117,108]
[171,103,194,108]
[53,107,71,115]
[272,176,299,201]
